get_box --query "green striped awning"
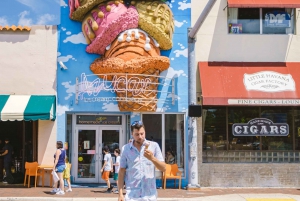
[0,95,56,121]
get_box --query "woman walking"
[52,141,66,195]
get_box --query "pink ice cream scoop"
[82,1,139,55]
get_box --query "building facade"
[57,0,191,187]
[193,0,300,186]
[0,25,57,177]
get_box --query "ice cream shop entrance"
[72,114,126,183]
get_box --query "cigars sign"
[232,118,289,136]
[243,71,295,92]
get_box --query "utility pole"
[187,0,217,190]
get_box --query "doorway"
[73,126,122,183]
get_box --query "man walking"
[0,138,13,183]
[118,121,166,201]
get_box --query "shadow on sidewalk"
[42,191,57,195]
[91,190,126,195]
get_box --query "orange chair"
[163,164,182,189]
[24,162,42,188]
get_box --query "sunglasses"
[131,121,143,126]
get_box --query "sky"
[0,0,60,26]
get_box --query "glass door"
[100,127,121,183]
[73,126,121,183]
[74,127,99,183]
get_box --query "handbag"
[51,170,59,183]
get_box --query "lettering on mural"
[243,71,295,92]
[232,118,289,136]
[77,73,161,102]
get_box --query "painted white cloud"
[167,93,180,100]
[178,2,191,10]
[18,11,33,26]
[102,103,119,111]
[60,0,68,7]
[66,31,72,35]
[181,107,187,112]
[173,48,188,58]
[174,20,187,28]
[62,81,75,100]
[160,67,186,79]
[61,27,66,31]
[131,112,141,118]
[166,0,175,8]
[58,54,74,63]
[37,14,55,24]
[63,32,87,44]
[156,105,170,112]
[0,17,8,26]
[57,104,74,116]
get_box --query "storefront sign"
[265,11,291,28]
[229,23,242,34]
[228,99,300,105]
[76,115,122,125]
[243,71,295,92]
[232,118,289,136]
[84,141,90,149]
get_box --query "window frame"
[142,112,186,177]
[227,8,295,35]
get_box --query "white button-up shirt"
[120,140,164,201]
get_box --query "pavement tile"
[246,199,295,201]
[0,186,300,201]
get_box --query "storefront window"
[203,107,299,163]
[228,107,259,150]
[203,107,226,150]
[228,8,294,34]
[143,113,185,170]
[143,114,162,148]
[260,107,293,150]
[165,114,184,168]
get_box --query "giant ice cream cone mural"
[68,0,174,111]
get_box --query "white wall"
[0,25,57,166]
[192,0,300,62]
[0,26,57,94]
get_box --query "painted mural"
[57,0,190,138]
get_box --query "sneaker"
[2,181,7,184]
[109,185,114,190]
[66,188,72,192]
[114,190,119,194]
[51,188,59,193]
[56,190,65,195]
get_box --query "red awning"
[227,0,300,8]
[199,62,300,106]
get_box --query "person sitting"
[165,150,175,164]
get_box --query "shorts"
[113,173,118,181]
[102,171,110,181]
[56,165,66,173]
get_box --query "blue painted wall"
[57,0,191,187]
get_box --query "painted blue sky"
[0,0,60,26]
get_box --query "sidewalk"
[0,186,300,201]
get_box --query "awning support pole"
[187,0,216,190]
